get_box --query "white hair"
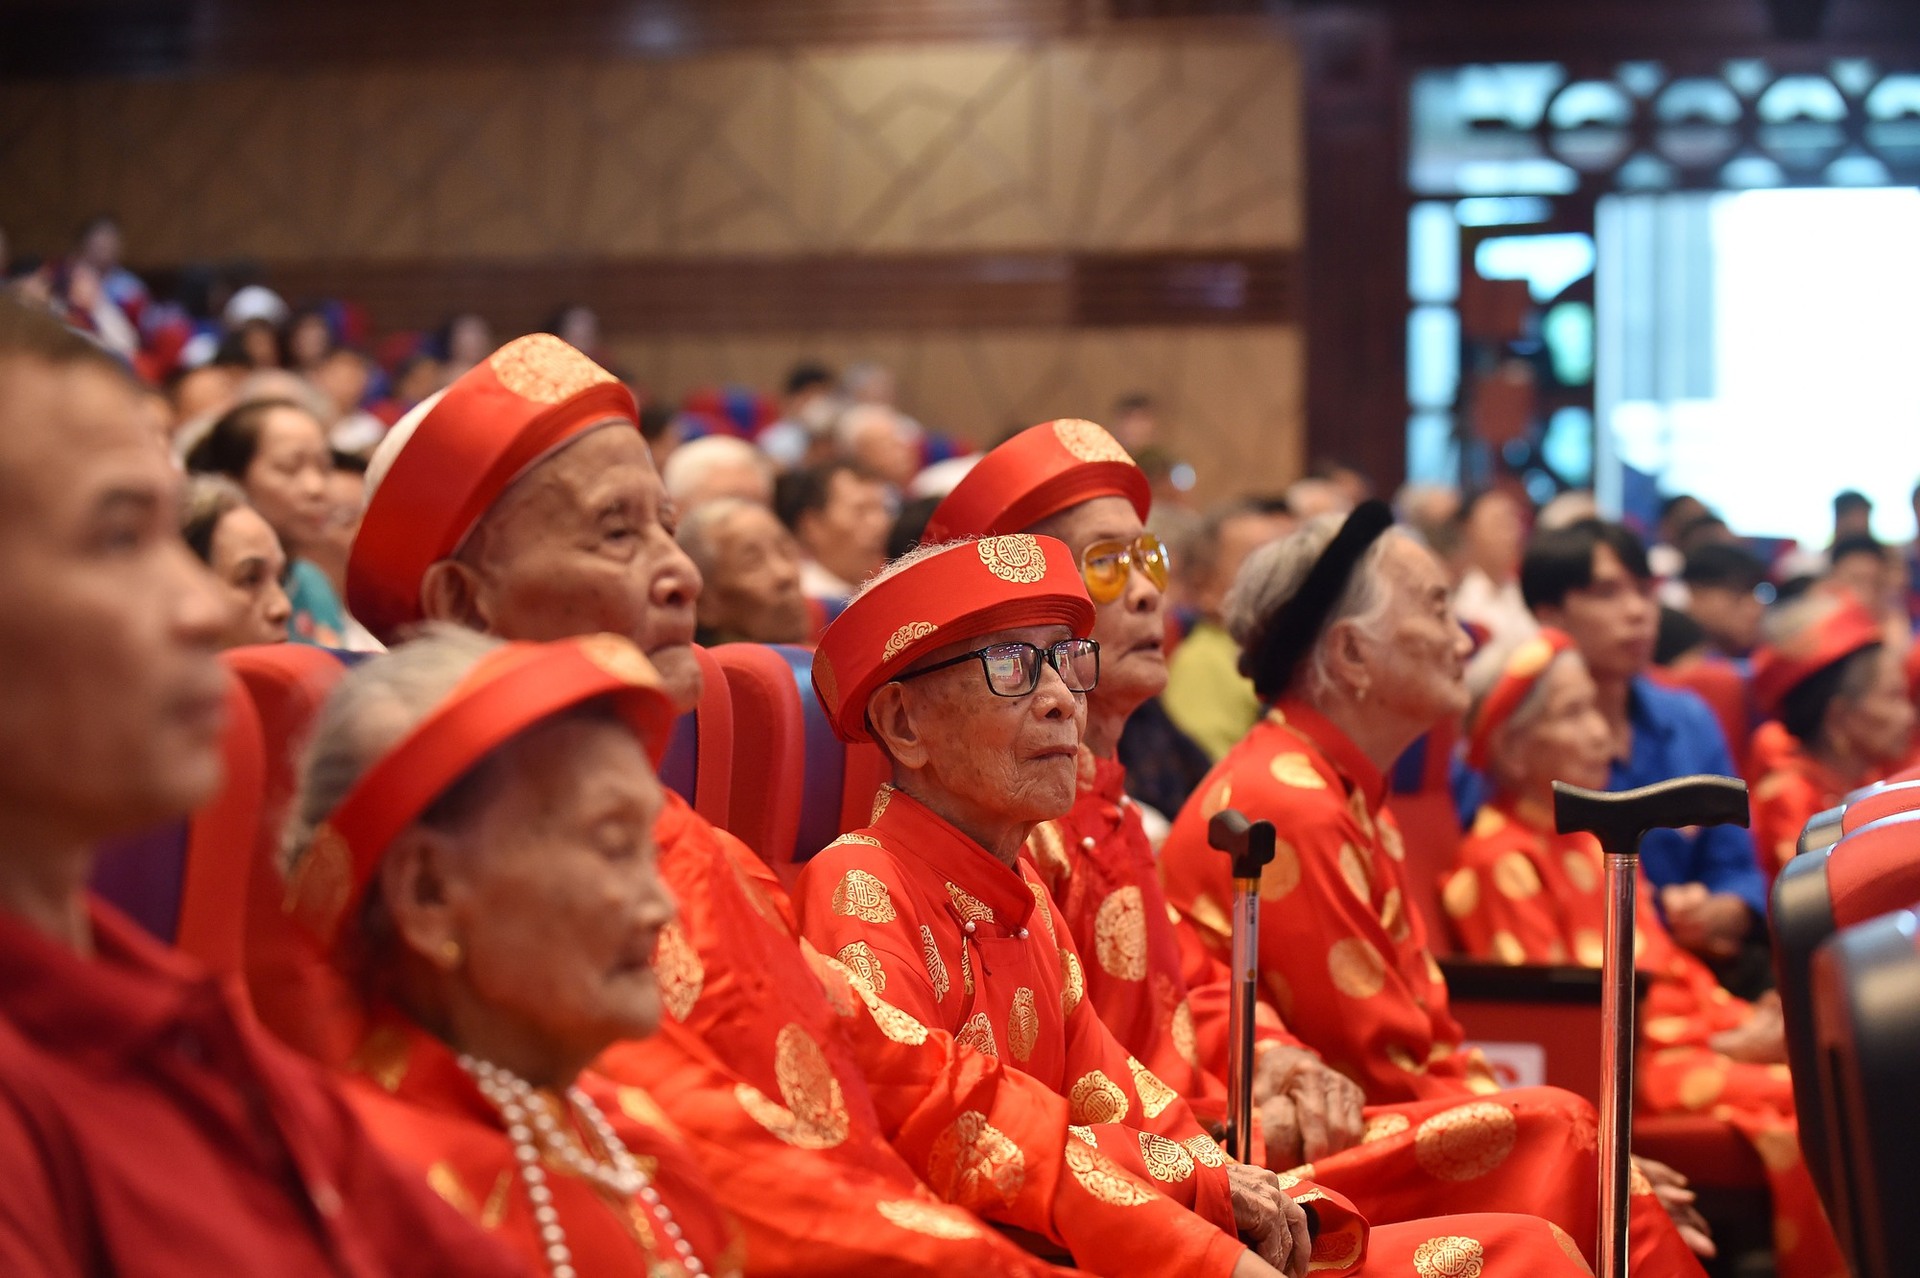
[1223,515,1407,704]
[834,403,918,450]
[660,435,772,507]
[675,496,766,577]
[854,538,972,601]
[364,387,448,503]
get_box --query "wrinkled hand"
[1660,885,1747,960]
[1634,1155,1716,1259]
[1230,1252,1287,1278]
[1226,1163,1314,1278]
[1708,990,1787,1064]
[1251,1045,1367,1164]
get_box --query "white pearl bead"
[1018,927,1030,939]
[1081,836,1096,850]
[963,920,977,935]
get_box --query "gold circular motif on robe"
[1311,1222,1364,1271]
[870,784,893,823]
[1127,1056,1178,1119]
[1643,1015,1691,1044]
[1069,1070,1130,1124]
[1441,871,1479,919]
[1201,778,1234,820]
[1547,1222,1592,1273]
[1380,887,1410,943]
[1269,752,1328,789]
[1187,891,1232,942]
[733,1023,850,1150]
[882,620,938,662]
[1052,418,1134,464]
[1363,1112,1412,1144]
[1471,807,1508,838]
[286,822,353,942]
[1170,998,1200,1068]
[573,632,658,687]
[1677,1065,1726,1110]
[807,949,860,1015]
[1027,882,1056,941]
[977,533,1048,584]
[835,940,887,993]
[875,1198,984,1240]
[1413,1101,1519,1181]
[1183,1133,1228,1167]
[653,919,705,1022]
[1008,987,1040,1062]
[1058,947,1084,1016]
[956,1010,998,1057]
[1573,929,1604,967]
[1751,1126,1801,1173]
[487,332,619,403]
[920,926,951,1001]
[830,868,899,923]
[1381,818,1406,861]
[856,985,931,1046]
[1423,949,1446,988]
[946,881,995,924]
[1491,931,1527,965]
[1559,848,1599,893]
[1492,852,1543,901]
[1338,842,1372,903]
[1094,886,1149,981]
[616,1085,676,1135]
[1412,1234,1486,1278]
[1137,1133,1196,1183]
[1068,1124,1098,1146]
[1064,1140,1154,1206]
[1387,1044,1426,1074]
[1327,937,1388,999]
[1346,787,1375,839]
[1259,839,1302,900]
[927,1110,1026,1210]
[826,833,883,853]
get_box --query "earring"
[1354,683,1369,704]
[438,939,463,968]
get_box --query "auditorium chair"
[1797,777,1920,857]
[90,669,264,976]
[1807,907,1920,1278]
[657,644,735,830]
[1770,807,1920,1209]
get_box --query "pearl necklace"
[459,1054,705,1278]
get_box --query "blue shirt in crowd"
[1610,675,1768,918]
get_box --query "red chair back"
[1650,659,1753,775]
[656,644,734,829]
[1841,779,1920,840]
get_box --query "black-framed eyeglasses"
[892,638,1101,699]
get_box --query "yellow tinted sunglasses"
[1079,533,1170,604]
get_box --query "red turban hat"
[1751,596,1884,719]
[1465,628,1578,771]
[923,419,1149,542]
[814,534,1094,743]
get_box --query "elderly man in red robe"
[1159,502,1714,1275]
[921,421,1710,1260]
[1447,629,1844,1278]
[0,295,526,1276]
[795,529,1617,1278]
[340,333,1294,1278]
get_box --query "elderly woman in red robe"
[338,333,1292,1277]
[1158,504,1714,1275]
[1747,593,1914,882]
[796,530,1616,1278]
[1445,629,1846,1278]
[922,421,1707,1263]
[284,629,740,1277]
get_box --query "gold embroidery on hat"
[487,333,617,404]
[882,621,938,662]
[1052,419,1134,465]
[977,533,1048,584]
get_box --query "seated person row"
[342,334,1307,1277]
[1445,630,1842,1278]
[794,528,1606,1278]
[0,294,526,1276]
[1156,504,1714,1270]
[913,421,1693,1264]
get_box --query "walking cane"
[1208,808,1277,1164]
[1552,775,1749,1278]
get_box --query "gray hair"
[855,537,971,601]
[659,435,771,507]
[1223,515,1404,705]
[675,496,764,578]
[179,474,251,565]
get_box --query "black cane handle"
[1552,775,1750,857]
[1208,809,1277,880]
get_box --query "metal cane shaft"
[1226,879,1260,1164]
[1597,852,1636,1278]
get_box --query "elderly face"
[434,715,677,1059]
[1352,536,1473,725]
[1540,544,1656,683]
[0,358,229,839]
[455,426,704,712]
[1496,653,1612,796]
[1031,496,1166,719]
[805,469,891,588]
[207,504,291,647]
[1830,646,1915,766]
[1464,491,1525,578]
[695,504,810,643]
[879,623,1087,828]
[242,404,332,552]
[845,408,919,489]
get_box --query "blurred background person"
[1452,487,1537,690]
[776,459,892,605]
[1678,541,1773,661]
[755,360,839,470]
[834,402,921,492]
[179,474,292,648]
[659,434,774,512]
[677,497,812,645]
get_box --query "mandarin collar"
[1490,792,1558,837]
[1270,698,1389,812]
[350,1010,502,1125]
[0,896,219,1061]
[869,788,1036,928]
[1081,747,1128,807]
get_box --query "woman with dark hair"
[179,474,292,648]
[185,397,346,645]
[1747,593,1914,880]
